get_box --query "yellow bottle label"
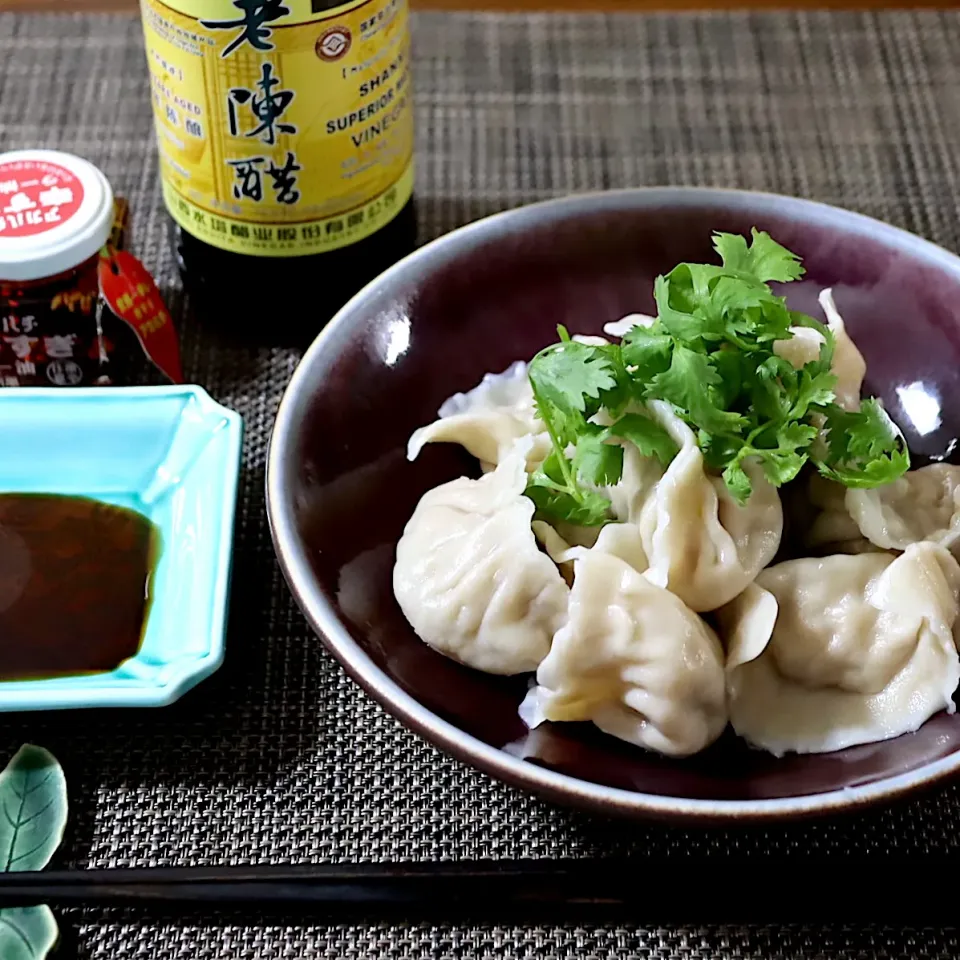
[140,0,414,257]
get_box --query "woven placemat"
[3,7,960,957]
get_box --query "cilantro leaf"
[846,398,902,460]
[700,430,744,472]
[654,273,719,343]
[819,449,911,488]
[776,420,820,451]
[713,228,805,283]
[596,343,634,418]
[708,347,746,409]
[722,459,753,505]
[814,398,910,487]
[649,346,748,437]
[751,297,796,344]
[748,355,796,423]
[620,323,673,380]
[708,276,773,321]
[573,430,624,487]
[525,335,627,526]
[754,419,818,486]
[792,367,837,418]
[525,468,612,526]
[607,413,679,466]
[528,336,618,430]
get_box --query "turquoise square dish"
[0,385,243,710]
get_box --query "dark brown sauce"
[0,494,159,681]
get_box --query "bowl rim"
[267,186,960,821]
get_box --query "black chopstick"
[0,860,948,922]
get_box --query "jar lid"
[0,149,115,283]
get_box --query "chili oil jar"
[0,150,138,387]
[140,0,417,346]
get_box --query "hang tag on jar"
[98,249,184,384]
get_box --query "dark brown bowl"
[267,188,960,822]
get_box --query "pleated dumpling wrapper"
[636,400,783,612]
[846,463,960,556]
[406,360,550,472]
[772,288,867,412]
[804,464,960,559]
[393,439,569,675]
[406,336,614,474]
[717,542,960,756]
[802,472,886,556]
[519,548,727,758]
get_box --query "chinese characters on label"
[144,0,415,255]
[201,0,291,58]
[227,152,301,204]
[0,197,171,388]
[0,161,83,239]
[224,62,301,205]
[228,63,297,146]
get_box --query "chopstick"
[0,860,948,921]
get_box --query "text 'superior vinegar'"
[0,495,159,681]
[141,0,417,344]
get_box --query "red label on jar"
[97,250,184,385]
[0,160,85,239]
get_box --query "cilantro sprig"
[525,229,909,525]
[525,328,678,526]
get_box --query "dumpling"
[519,549,726,757]
[772,288,866,411]
[636,400,783,612]
[606,440,665,524]
[845,464,960,556]
[532,519,648,581]
[804,464,960,558]
[602,313,656,338]
[546,439,666,555]
[393,441,568,675]
[407,361,550,470]
[717,543,960,756]
[407,337,612,472]
[803,472,886,555]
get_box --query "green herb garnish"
[525,228,909,524]
[526,327,678,526]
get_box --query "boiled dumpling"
[532,519,648,581]
[717,542,960,756]
[407,338,610,471]
[772,288,866,411]
[407,361,550,471]
[548,438,665,552]
[526,410,667,551]
[602,313,656,338]
[606,439,664,524]
[519,549,727,757]
[637,400,783,611]
[803,473,887,556]
[805,464,960,558]
[845,464,960,556]
[393,441,568,675]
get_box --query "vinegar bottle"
[140,0,417,345]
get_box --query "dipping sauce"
[0,494,159,680]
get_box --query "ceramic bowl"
[268,188,960,822]
[0,385,242,710]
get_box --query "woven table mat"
[3,7,960,957]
